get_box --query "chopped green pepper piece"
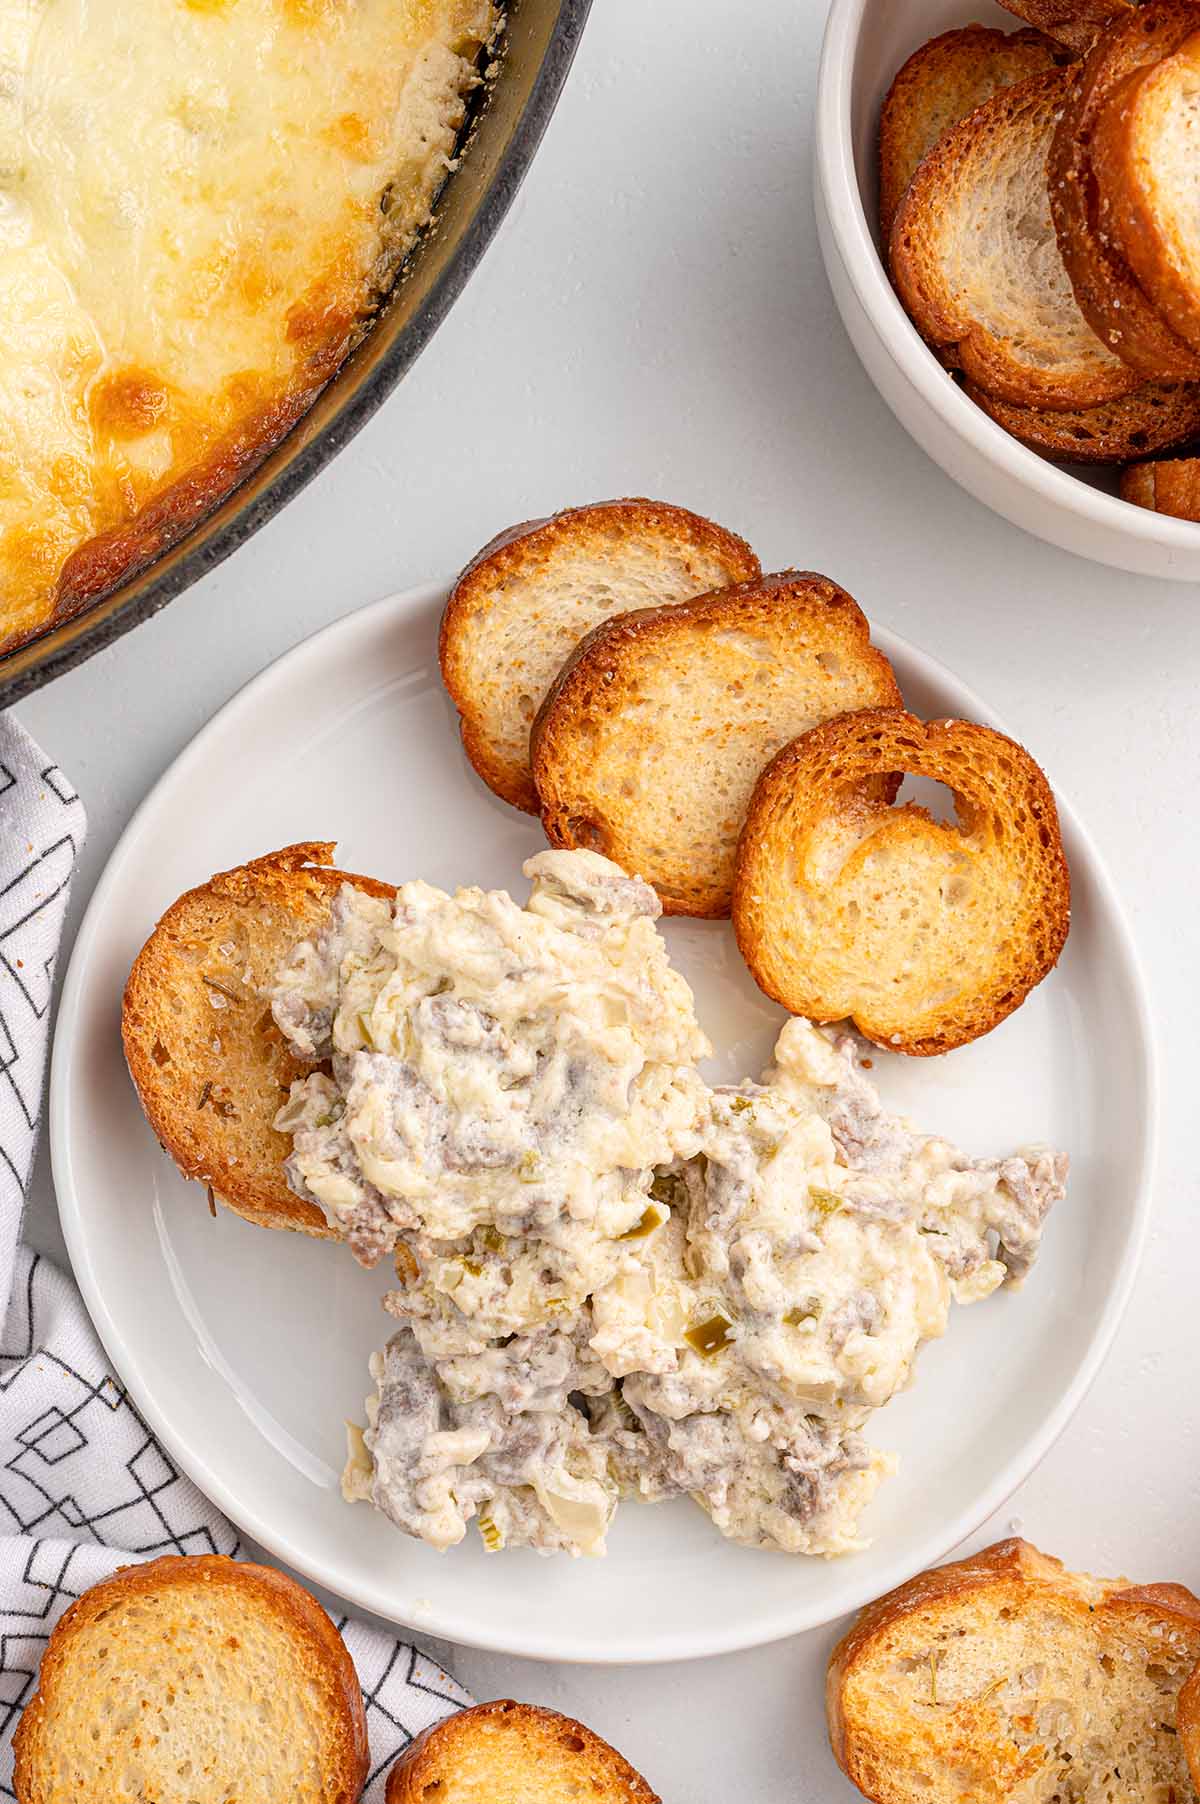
[478,1510,503,1551]
[686,1313,734,1357]
[649,1170,686,1209]
[620,1205,664,1241]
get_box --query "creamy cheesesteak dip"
[271,851,1068,1559]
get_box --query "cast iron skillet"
[0,0,591,707]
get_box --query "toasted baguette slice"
[891,69,1140,411]
[12,1555,368,1804]
[999,0,1138,52]
[440,500,760,814]
[967,375,1200,460]
[123,844,395,1238]
[1179,1665,1200,1790]
[879,27,1062,239]
[733,709,1070,1056]
[1121,453,1200,514]
[1048,0,1200,378]
[530,572,902,919]
[827,1538,1200,1804]
[1091,26,1200,357]
[387,1701,659,1804]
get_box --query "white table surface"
[15,2,1200,1797]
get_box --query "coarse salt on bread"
[1089,23,1200,357]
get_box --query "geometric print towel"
[0,718,471,1799]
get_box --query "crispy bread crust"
[1047,0,1200,378]
[439,500,761,814]
[733,709,1070,1056]
[891,69,1141,411]
[998,0,1139,52]
[12,1554,369,1804]
[879,27,1062,240]
[1179,1663,1200,1789]
[530,572,902,919]
[966,376,1200,460]
[1120,454,1200,514]
[122,844,395,1238]
[1091,26,1200,355]
[827,1537,1200,1803]
[386,1700,661,1803]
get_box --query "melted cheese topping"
[0,0,494,647]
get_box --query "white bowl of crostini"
[815,0,1200,581]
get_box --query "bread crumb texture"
[440,499,760,813]
[12,1555,368,1804]
[386,1699,661,1803]
[829,1538,1200,1804]
[734,710,1070,1055]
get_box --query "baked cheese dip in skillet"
[0,0,495,653]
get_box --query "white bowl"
[815,0,1200,581]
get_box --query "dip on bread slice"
[122,843,395,1238]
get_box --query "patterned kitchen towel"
[0,717,470,1800]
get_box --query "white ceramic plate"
[51,580,1155,1663]
[816,0,1200,581]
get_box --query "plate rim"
[49,578,1159,1663]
